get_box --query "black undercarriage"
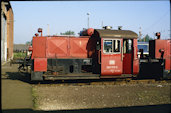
[12,57,170,81]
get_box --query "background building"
[1,1,14,63]
[13,44,29,52]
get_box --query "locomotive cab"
[94,29,139,78]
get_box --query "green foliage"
[13,52,26,59]
[32,87,39,109]
[60,30,75,35]
[138,34,153,42]
[25,41,31,45]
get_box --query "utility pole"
[87,13,90,28]
[101,21,103,28]
[47,24,49,36]
[153,32,155,39]
[139,27,142,40]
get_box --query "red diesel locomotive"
[29,27,139,81]
[28,27,170,81]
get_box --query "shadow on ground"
[2,104,171,113]
[5,72,32,83]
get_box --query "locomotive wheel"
[31,71,43,81]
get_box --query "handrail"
[98,50,101,64]
[134,46,136,60]
[121,47,123,61]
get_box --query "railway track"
[33,78,171,86]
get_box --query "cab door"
[123,39,133,74]
[101,38,123,76]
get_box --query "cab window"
[123,39,132,53]
[103,39,121,53]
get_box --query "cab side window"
[104,39,121,53]
[123,39,132,53]
[104,40,112,53]
[113,40,120,52]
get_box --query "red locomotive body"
[27,28,170,81]
[30,28,139,81]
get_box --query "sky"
[11,1,170,44]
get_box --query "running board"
[44,74,100,80]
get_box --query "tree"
[138,34,153,42]
[60,30,75,36]
[25,41,31,45]
[144,34,153,42]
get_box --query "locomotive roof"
[95,29,138,39]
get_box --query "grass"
[13,52,26,59]
[32,87,39,109]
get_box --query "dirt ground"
[33,83,171,111]
[1,62,171,113]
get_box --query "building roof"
[138,42,149,45]
[13,44,29,51]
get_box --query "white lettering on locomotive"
[106,66,118,69]
[109,60,115,65]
